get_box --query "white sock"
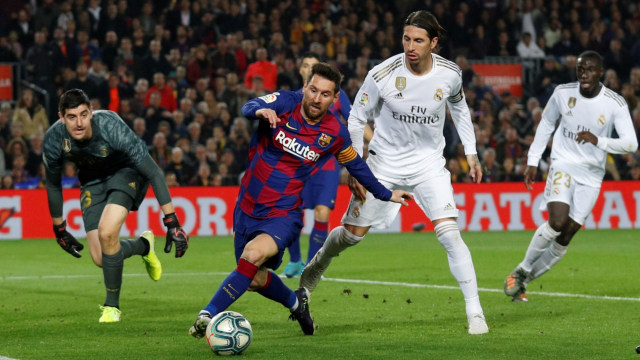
[434,221,482,316]
[527,241,568,284]
[519,222,560,273]
[314,226,363,267]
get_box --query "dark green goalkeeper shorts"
[80,167,149,232]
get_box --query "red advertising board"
[0,65,13,100]
[471,63,523,97]
[1,182,639,240]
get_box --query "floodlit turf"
[1,230,639,359]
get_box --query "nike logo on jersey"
[285,122,298,131]
[275,130,320,161]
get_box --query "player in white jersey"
[504,51,638,302]
[299,10,489,335]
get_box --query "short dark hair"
[58,88,91,115]
[577,50,603,69]
[300,51,321,63]
[310,62,343,94]
[404,10,444,40]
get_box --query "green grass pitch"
[1,230,639,359]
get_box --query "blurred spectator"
[517,32,545,58]
[166,146,195,186]
[244,47,277,92]
[187,45,212,86]
[1,174,13,189]
[64,62,101,100]
[497,157,524,182]
[143,91,172,137]
[12,88,48,140]
[495,127,523,169]
[165,171,179,187]
[10,153,30,187]
[188,162,213,186]
[551,29,581,57]
[447,158,469,183]
[75,30,101,68]
[144,72,177,112]
[604,39,633,83]
[10,8,34,49]
[136,39,172,81]
[132,117,152,145]
[534,56,566,105]
[25,31,58,95]
[150,132,172,170]
[481,148,501,183]
[211,37,238,76]
[26,133,43,177]
[61,161,80,188]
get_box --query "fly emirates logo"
[275,130,320,161]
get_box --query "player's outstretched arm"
[466,154,483,184]
[53,220,84,258]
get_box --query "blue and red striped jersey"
[240,90,390,218]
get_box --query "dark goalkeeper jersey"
[43,110,170,218]
[239,90,391,219]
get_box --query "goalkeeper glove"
[163,213,189,258]
[53,220,83,258]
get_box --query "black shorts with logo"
[80,167,149,232]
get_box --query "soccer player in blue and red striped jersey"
[189,63,412,337]
[283,52,352,277]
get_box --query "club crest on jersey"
[434,88,444,101]
[568,97,576,108]
[63,139,71,152]
[317,133,332,147]
[395,77,406,91]
[358,92,369,107]
[351,206,360,218]
[598,115,606,125]
[259,92,279,104]
[100,146,108,157]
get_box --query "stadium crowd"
[1,0,640,190]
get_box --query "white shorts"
[540,164,600,225]
[342,169,459,229]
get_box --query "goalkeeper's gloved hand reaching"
[163,213,189,258]
[53,220,84,258]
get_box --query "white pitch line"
[2,272,639,302]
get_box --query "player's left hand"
[347,174,367,202]
[576,131,598,145]
[163,213,189,258]
[466,154,483,184]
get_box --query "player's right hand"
[524,166,538,190]
[256,108,280,128]
[53,220,83,258]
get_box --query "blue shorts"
[301,163,340,210]
[232,206,303,270]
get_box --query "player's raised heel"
[141,230,162,281]
[299,252,329,293]
[467,313,489,335]
[289,287,315,335]
[99,305,121,323]
[504,267,529,297]
[283,260,305,278]
[189,311,213,338]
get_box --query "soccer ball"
[205,311,253,356]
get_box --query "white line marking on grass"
[3,272,639,302]
[0,356,20,360]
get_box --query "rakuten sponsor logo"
[275,130,320,161]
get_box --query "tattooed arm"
[466,154,483,184]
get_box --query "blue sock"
[288,236,302,263]
[307,221,329,264]
[203,259,258,315]
[257,271,297,308]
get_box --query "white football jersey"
[348,53,476,183]
[528,82,638,187]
